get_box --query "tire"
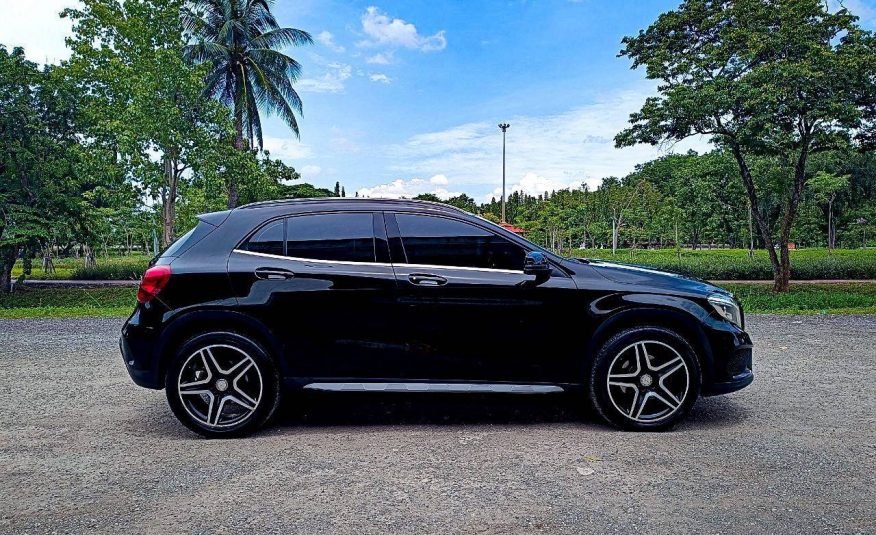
[165,331,281,438]
[588,326,701,431]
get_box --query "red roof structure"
[499,222,527,234]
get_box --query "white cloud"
[315,31,345,53]
[385,86,710,197]
[297,62,352,93]
[357,176,462,199]
[262,137,312,161]
[0,0,77,65]
[357,6,447,52]
[301,165,322,177]
[482,172,590,203]
[369,73,391,84]
[366,52,393,64]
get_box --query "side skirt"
[298,382,566,394]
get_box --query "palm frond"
[251,27,313,49]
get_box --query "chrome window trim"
[232,249,524,274]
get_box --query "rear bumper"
[120,311,163,390]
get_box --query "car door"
[227,211,404,381]
[386,211,578,383]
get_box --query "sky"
[3,0,876,202]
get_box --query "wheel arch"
[155,309,286,385]
[586,302,716,386]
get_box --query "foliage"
[183,0,312,207]
[579,248,876,281]
[722,283,876,314]
[615,0,876,291]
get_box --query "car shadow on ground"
[135,391,749,438]
[269,391,749,431]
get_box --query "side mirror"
[523,251,551,281]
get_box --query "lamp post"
[498,123,510,223]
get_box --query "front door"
[386,212,577,383]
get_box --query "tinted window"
[161,222,214,258]
[286,213,376,262]
[243,219,284,256]
[396,214,525,270]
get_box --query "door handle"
[408,273,447,286]
[255,267,295,280]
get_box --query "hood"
[586,260,730,297]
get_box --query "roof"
[238,197,467,214]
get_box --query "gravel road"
[1,315,874,534]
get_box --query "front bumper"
[702,343,754,396]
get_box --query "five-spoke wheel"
[589,326,701,431]
[166,332,279,438]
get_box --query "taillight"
[137,265,172,304]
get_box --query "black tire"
[588,326,701,431]
[165,331,281,438]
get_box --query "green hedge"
[70,256,150,280]
[576,248,876,280]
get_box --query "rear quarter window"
[160,221,215,258]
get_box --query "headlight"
[708,294,743,328]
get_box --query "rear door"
[227,211,403,381]
[386,212,577,383]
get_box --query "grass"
[0,287,136,319]
[0,283,873,319]
[576,247,876,280]
[722,283,876,315]
[11,254,150,280]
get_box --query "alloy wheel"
[177,344,263,429]
[606,340,690,423]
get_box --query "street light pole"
[498,123,510,223]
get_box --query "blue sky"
[3,0,876,201]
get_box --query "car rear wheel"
[589,326,701,431]
[165,332,280,438]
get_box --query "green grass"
[576,247,876,280]
[11,254,150,280]
[722,283,876,314]
[0,287,136,319]
[0,283,873,319]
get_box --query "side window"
[286,213,376,262]
[242,219,284,256]
[396,214,525,271]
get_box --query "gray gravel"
[1,315,874,534]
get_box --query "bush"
[70,255,150,280]
[575,248,876,280]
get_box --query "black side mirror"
[523,251,552,282]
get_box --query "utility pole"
[498,123,510,222]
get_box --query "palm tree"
[183,0,312,207]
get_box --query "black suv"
[120,198,753,437]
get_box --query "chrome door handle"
[408,273,447,286]
[255,267,295,280]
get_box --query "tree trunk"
[0,245,18,293]
[748,202,755,259]
[827,197,835,251]
[729,144,783,291]
[162,156,178,248]
[611,217,618,254]
[228,118,244,209]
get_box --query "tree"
[183,0,312,208]
[64,0,239,247]
[599,177,646,254]
[414,193,442,202]
[615,0,876,291]
[809,171,849,251]
[334,181,341,197]
[0,47,86,292]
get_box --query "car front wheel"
[589,326,701,431]
[165,332,280,438]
